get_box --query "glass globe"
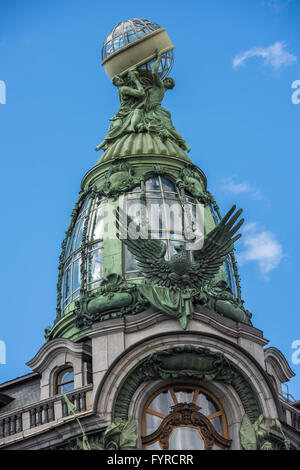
[101,18,174,79]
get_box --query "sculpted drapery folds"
[95,69,146,151]
[95,50,191,153]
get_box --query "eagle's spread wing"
[190,205,244,287]
[115,207,173,287]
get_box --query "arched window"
[124,176,201,279]
[62,198,90,309]
[142,385,231,450]
[86,194,106,291]
[56,367,74,394]
[61,194,106,310]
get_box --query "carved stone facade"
[1,306,299,450]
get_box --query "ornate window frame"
[141,384,231,450]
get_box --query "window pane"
[60,381,74,393]
[148,390,174,416]
[66,198,90,257]
[164,192,179,199]
[126,31,138,43]
[210,417,223,435]
[145,177,160,191]
[126,199,145,226]
[146,414,163,435]
[196,393,219,416]
[73,290,80,300]
[64,265,71,299]
[74,217,86,251]
[169,233,184,240]
[79,197,90,214]
[174,387,194,404]
[169,427,204,450]
[61,371,74,384]
[67,225,77,257]
[161,177,176,193]
[87,280,101,290]
[124,245,139,272]
[89,204,105,241]
[127,192,141,199]
[88,248,102,283]
[72,257,81,292]
[147,199,165,230]
[164,199,183,233]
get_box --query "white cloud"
[233,42,297,70]
[237,223,283,276]
[221,178,262,199]
[264,0,293,12]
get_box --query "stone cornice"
[265,347,295,383]
[83,304,268,348]
[26,338,92,374]
[0,372,39,390]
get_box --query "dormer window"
[57,368,74,394]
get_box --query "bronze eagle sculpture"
[115,205,244,290]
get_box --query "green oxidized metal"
[48,45,250,342]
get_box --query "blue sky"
[0,0,299,398]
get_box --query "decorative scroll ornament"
[142,403,231,450]
[195,280,252,325]
[96,160,140,200]
[176,165,213,205]
[95,51,190,153]
[115,204,244,328]
[74,274,149,328]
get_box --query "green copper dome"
[46,23,251,343]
